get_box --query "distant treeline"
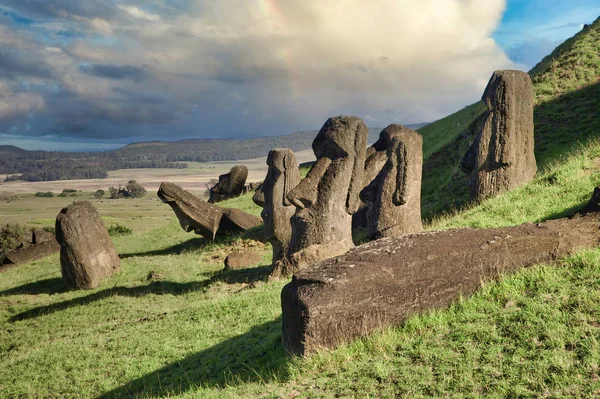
[0,124,428,183]
[1,156,187,183]
[117,128,400,162]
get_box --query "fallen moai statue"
[252,148,301,279]
[1,229,60,270]
[158,182,262,240]
[461,70,536,202]
[360,124,423,238]
[285,116,367,273]
[282,196,600,356]
[56,201,120,290]
[209,165,249,203]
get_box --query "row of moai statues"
[254,69,536,279]
[253,117,424,279]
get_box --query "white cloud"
[119,5,161,22]
[1,0,517,140]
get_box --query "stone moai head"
[353,127,401,229]
[360,124,423,238]
[460,70,536,202]
[285,116,368,269]
[252,148,300,273]
[209,165,248,203]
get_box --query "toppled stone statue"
[281,191,600,356]
[208,165,249,203]
[252,148,301,279]
[360,124,423,238]
[1,229,60,270]
[158,182,261,240]
[461,70,536,202]
[286,116,367,272]
[55,201,120,290]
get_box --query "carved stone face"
[254,149,299,242]
[461,70,536,202]
[252,149,300,269]
[360,124,423,238]
[286,116,368,267]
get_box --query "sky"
[0,0,598,151]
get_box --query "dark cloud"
[79,63,149,81]
[0,49,53,79]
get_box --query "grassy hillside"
[1,16,600,399]
[419,16,600,218]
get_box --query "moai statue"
[55,201,120,290]
[353,128,401,229]
[252,148,301,279]
[461,70,536,202]
[209,165,249,203]
[286,116,367,272]
[360,124,423,238]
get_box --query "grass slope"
[419,16,600,219]
[2,17,600,399]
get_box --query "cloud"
[79,63,150,81]
[0,0,517,142]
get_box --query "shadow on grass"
[96,317,289,398]
[119,237,208,258]
[0,277,66,296]
[119,226,266,259]
[7,264,273,322]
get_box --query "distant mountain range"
[1,123,428,163]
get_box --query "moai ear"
[392,137,409,206]
[346,122,367,214]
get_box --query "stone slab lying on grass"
[56,201,120,290]
[224,250,263,270]
[281,208,600,356]
[1,229,60,270]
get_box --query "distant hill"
[419,16,600,218]
[0,145,31,158]
[117,124,427,163]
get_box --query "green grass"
[2,17,600,399]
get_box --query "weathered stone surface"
[461,70,536,202]
[224,250,263,270]
[360,124,423,238]
[158,182,261,240]
[1,229,60,270]
[252,149,301,279]
[352,130,393,229]
[209,165,249,203]
[221,208,263,232]
[286,116,368,272]
[56,201,120,290]
[282,211,600,356]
